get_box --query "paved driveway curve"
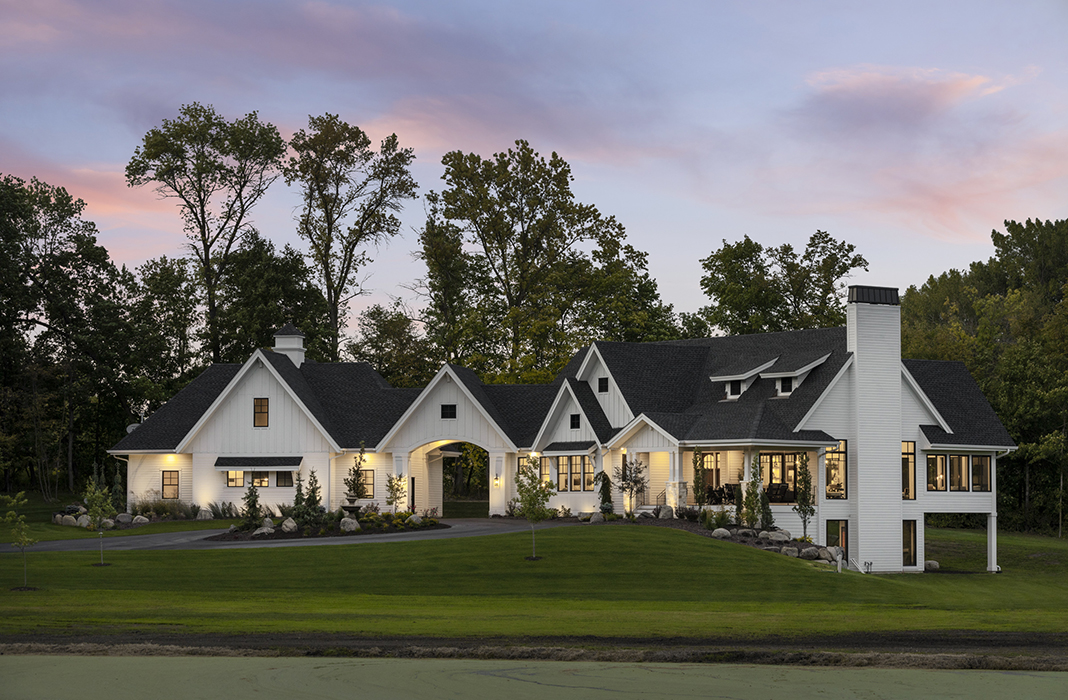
[1,518,575,553]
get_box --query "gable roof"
[902,359,1016,449]
[110,364,242,452]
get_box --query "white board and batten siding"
[620,424,676,452]
[543,393,599,445]
[579,349,633,428]
[127,454,192,508]
[186,362,334,456]
[383,376,512,453]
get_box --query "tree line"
[3,102,1060,535]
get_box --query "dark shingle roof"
[903,359,1015,448]
[566,378,617,443]
[482,383,558,448]
[544,441,596,452]
[111,364,241,451]
[273,322,305,337]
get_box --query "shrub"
[713,506,732,529]
[505,498,518,517]
[557,505,572,518]
[677,506,699,522]
[208,501,239,519]
[759,489,774,531]
[241,484,262,531]
[133,498,197,520]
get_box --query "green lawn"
[442,500,489,518]
[3,526,1068,639]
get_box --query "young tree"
[692,448,707,508]
[283,114,418,360]
[386,473,407,514]
[593,469,613,513]
[344,443,369,501]
[613,455,648,515]
[514,455,556,559]
[83,476,117,565]
[241,482,262,532]
[126,102,287,362]
[792,452,816,539]
[2,492,38,588]
[742,454,762,529]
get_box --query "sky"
[2,0,1067,320]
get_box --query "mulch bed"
[204,521,451,542]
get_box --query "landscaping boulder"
[195,510,213,521]
[589,512,605,524]
[762,546,782,553]
[799,546,820,560]
[638,511,654,519]
[132,515,150,525]
[281,517,298,533]
[101,519,115,530]
[778,530,791,539]
[60,514,78,527]
[757,530,770,539]
[76,514,91,528]
[781,547,799,558]
[252,526,274,537]
[658,506,674,520]
[340,517,360,532]
[52,513,62,524]
[711,528,732,539]
[818,548,834,562]
[261,517,274,528]
[77,506,87,515]
[768,531,791,543]
[406,514,423,525]
[116,513,133,524]
[925,560,940,571]
[825,546,841,560]
[737,528,756,538]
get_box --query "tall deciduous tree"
[345,302,436,388]
[126,103,286,362]
[283,114,417,360]
[698,231,868,335]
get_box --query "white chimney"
[846,286,901,572]
[272,323,306,367]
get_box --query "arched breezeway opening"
[399,438,512,518]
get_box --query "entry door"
[409,476,416,512]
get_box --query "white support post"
[393,453,409,513]
[488,452,506,515]
[987,512,998,572]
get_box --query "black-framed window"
[927,455,946,491]
[254,397,269,427]
[827,519,848,559]
[903,520,917,567]
[227,470,244,488]
[584,457,595,491]
[780,377,793,394]
[557,457,569,492]
[972,456,991,492]
[902,441,916,500]
[598,377,609,393]
[251,471,269,487]
[441,404,457,419]
[276,471,294,488]
[728,379,742,397]
[162,470,179,499]
[949,455,969,491]
[359,469,374,499]
[825,441,847,499]
[571,456,582,491]
[570,413,580,430]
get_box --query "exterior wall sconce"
[493,474,501,488]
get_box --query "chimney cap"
[272,322,305,338]
[848,286,899,306]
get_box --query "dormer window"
[570,413,581,429]
[728,380,742,398]
[780,377,793,395]
[598,377,608,393]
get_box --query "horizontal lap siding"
[127,454,192,509]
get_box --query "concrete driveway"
[0,518,576,553]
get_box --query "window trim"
[250,471,269,488]
[254,397,269,428]
[826,519,848,559]
[162,470,179,500]
[276,471,294,488]
[359,469,374,499]
[927,455,946,492]
[597,377,609,393]
[903,520,917,567]
[972,455,991,492]
[227,470,244,488]
[825,440,847,500]
[557,456,569,492]
[569,413,581,430]
[949,455,970,492]
[902,441,916,500]
[779,377,793,395]
[440,404,457,420]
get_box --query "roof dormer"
[709,357,778,401]
[759,353,831,398]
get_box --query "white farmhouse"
[110,286,1014,573]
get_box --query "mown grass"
[442,500,489,518]
[3,526,1068,639]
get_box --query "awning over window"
[542,441,596,454]
[213,456,304,471]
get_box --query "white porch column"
[393,453,409,513]
[987,512,998,572]
[740,449,753,495]
[666,450,679,510]
[488,452,507,515]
